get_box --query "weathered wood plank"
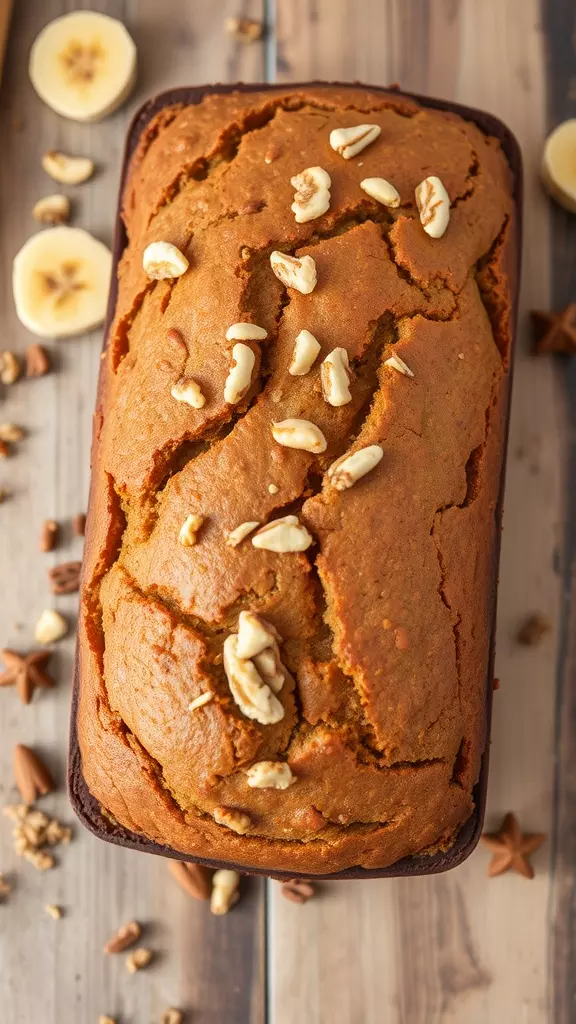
[541,2,576,1022]
[269,2,562,1022]
[0,2,266,1022]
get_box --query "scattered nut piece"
[168,859,212,901]
[224,343,256,404]
[289,330,321,376]
[188,691,214,712]
[268,483,279,494]
[0,649,55,703]
[26,344,50,377]
[23,849,54,872]
[213,806,251,834]
[321,348,352,406]
[13,744,54,804]
[272,418,327,454]
[143,241,189,280]
[99,1017,116,1024]
[281,879,315,903]
[246,761,295,789]
[170,377,205,409]
[517,613,552,646]
[34,609,67,645]
[264,145,281,165]
[33,194,70,225]
[270,252,317,294]
[225,322,267,341]
[42,151,94,185]
[161,1010,184,1024]
[384,352,414,377]
[0,352,20,385]
[253,645,284,692]
[227,521,260,547]
[210,868,240,915]
[0,440,8,458]
[0,873,12,898]
[72,512,86,536]
[291,166,331,223]
[178,514,204,547]
[125,947,153,973]
[329,124,381,159]
[40,519,59,552]
[0,424,25,442]
[49,561,82,595]
[360,177,401,207]
[237,611,280,660]
[225,15,263,42]
[104,920,142,954]
[415,175,450,239]
[223,635,284,724]
[328,444,383,491]
[44,903,62,919]
[252,515,313,553]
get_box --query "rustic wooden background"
[0,1,574,1021]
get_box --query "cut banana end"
[29,11,137,122]
[541,120,576,213]
[13,227,112,339]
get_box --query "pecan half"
[26,344,50,377]
[48,561,82,594]
[168,859,212,900]
[13,744,54,804]
[104,920,142,954]
[281,879,315,904]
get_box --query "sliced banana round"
[29,11,137,122]
[13,227,112,338]
[541,119,576,213]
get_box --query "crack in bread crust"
[77,84,517,874]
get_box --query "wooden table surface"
[0,1,575,1022]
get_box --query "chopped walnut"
[44,903,62,919]
[224,343,256,404]
[329,124,381,159]
[125,947,153,973]
[171,377,205,409]
[188,691,214,711]
[360,177,401,207]
[272,418,327,453]
[415,176,451,238]
[251,515,313,552]
[213,806,251,835]
[210,869,240,915]
[178,513,204,546]
[289,330,321,376]
[384,352,414,377]
[0,351,20,385]
[321,348,352,406]
[223,634,284,725]
[270,252,317,294]
[328,445,383,491]
[227,521,260,547]
[291,166,331,223]
[246,761,295,789]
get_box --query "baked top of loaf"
[77,83,516,875]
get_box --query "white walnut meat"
[291,166,331,223]
[246,761,295,789]
[223,634,285,724]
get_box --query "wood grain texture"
[0,2,266,1023]
[541,3,576,1022]
[269,1,564,1022]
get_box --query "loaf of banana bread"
[75,83,517,875]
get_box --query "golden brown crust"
[77,84,516,874]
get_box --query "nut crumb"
[188,691,214,711]
[281,878,315,904]
[34,609,67,645]
[104,919,141,954]
[44,903,62,919]
[224,15,263,42]
[40,519,59,552]
[227,521,260,547]
[210,869,240,915]
[161,1011,183,1024]
[268,483,279,494]
[26,344,50,377]
[178,514,204,546]
[0,424,25,443]
[213,806,251,835]
[0,352,20,385]
[125,947,153,973]
[99,1017,117,1024]
[517,613,552,646]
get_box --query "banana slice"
[29,11,137,122]
[541,120,576,213]
[13,227,112,338]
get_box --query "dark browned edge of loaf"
[68,81,523,881]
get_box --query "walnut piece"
[34,609,67,645]
[33,194,70,225]
[104,920,141,954]
[384,352,414,377]
[289,330,321,376]
[227,521,260,547]
[44,903,62,919]
[224,342,256,404]
[246,761,295,789]
[213,806,251,834]
[415,176,451,238]
[210,868,240,915]
[225,322,267,341]
[291,166,331,223]
[329,124,381,159]
[0,351,20,385]
[0,423,24,442]
[125,947,153,973]
[223,634,284,725]
[236,611,280,660]
[321,348,352,407]
[251,515,313,552]
[188,691,213,711]
[272,418,327,454]
[170,377,205,408]
[328,445,384,491]
[143,241,189,279]
[270,252,317,294]
[178,514,204,546]
[360,177,401,207]
[224,16,263,42]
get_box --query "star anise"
[531,303,576,354]
[0,649,55,705]
[481,811,545,879]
